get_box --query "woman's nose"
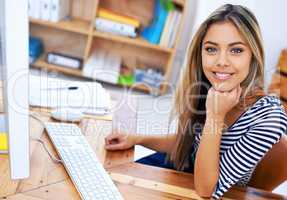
[216,51,230,67]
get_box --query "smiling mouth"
[212,72,234,80]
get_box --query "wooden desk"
[0,112,286,200]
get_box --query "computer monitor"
[0,0,30,179]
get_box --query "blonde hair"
[170,4,265,170]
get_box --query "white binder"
[50,0,70,22]
[40,0,52,21]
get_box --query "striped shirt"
[192,95,287,199]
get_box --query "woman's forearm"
[194,116,224,197]
[134,134,176,154]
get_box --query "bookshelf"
[29,0,187,95]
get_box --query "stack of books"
[141,0,182,48]
[28,0,70,22]
[83,49,122,84]
[95,8,140,38]
[159,9,182,48]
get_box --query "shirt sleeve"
[212,105,287,199]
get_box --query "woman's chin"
[212,82,235,92]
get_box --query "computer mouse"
[51,108,84,122]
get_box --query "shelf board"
[93,30,173,53]
[29,18,91,35]
[31,57,83,78]
[31,57,157,94]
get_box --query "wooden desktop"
[0,110,286,200]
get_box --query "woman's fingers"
[105,132,121,144]
[105,143,125,150]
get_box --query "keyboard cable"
[29,112,63,164]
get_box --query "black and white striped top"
[193,95,287,199]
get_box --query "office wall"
[171,0,287,91]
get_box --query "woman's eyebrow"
[203,41,247,46]
[228,41,246,46]
[203,41,218,46]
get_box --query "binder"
[50,0,70,22]
[40,0,52,21]
[141,0,168,44]
[30,0,41,19]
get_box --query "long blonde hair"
[170,4,265,170]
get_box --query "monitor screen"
[0,0,30,180]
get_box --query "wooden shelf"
[29,0,187,95]
[29,18,90,35]
[31,57,157,94]
[93,30,173,53]
[31,57,83,78]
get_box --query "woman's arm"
[136,134,176,154]
[194,116,224,197]
[105,132,176,154]
[194,86,242,198]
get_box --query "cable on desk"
[29,113,63,164]
[32,138,63,164]
[29,112,45,127]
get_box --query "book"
[83,49,121,84]
[159,11,174,47]
[0,133,8,154]
[141,0,168,44]
[95,18,137,38]
[98,8,140,28]
[46,52,82,69]
[168,10,182,48]
[50,0,70,22]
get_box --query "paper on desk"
[29,75,111,115]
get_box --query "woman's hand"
[206,85,242,120]
[105,131,137,151]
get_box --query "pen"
[42,87,78,90]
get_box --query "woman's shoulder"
[246,95,287,139]
[248,95,286,113]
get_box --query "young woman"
[105,4,287,199]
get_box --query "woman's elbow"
[194,179,216,198]
[195,186,214,198]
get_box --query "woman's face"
[201,21,252,92]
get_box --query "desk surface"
[0,112,286,200]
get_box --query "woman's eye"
[231,48,244,54]
[205,47,217,53]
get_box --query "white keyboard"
[44,122,124,200]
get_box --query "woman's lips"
[213,72,233,80]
